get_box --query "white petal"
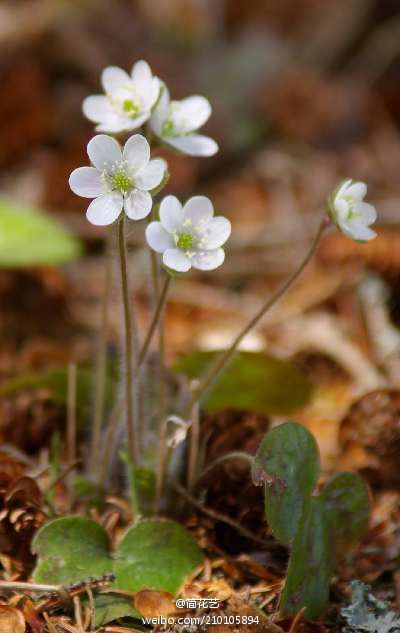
[166,134,218,157]
[96,112,150,134]
[184,196,214,226]
[86,193,122,226]
[122,134,150,175]
[335,179,353,200]
[202,216,231,248]
[82,95,115,123]
[178,96,211,130]
[146,222,174,252]
[341,221,377,242]
[131,60,152,83]
[101,66,131,98]
[87,135,122,172]
[124,190,152,220]
[134,159,166,191]
[353,201,377,225]
[163,248,191,272]
[345,181,367,201]
[159,195,184,232]
[149,82,170,136]
[334,198,349,222]
[192,248,225,271]
[131,60,159,108]
[69,167,103,198]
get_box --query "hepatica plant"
[34,58,378,616]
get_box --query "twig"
[73,596,84,633]
[0,580,71,605]
[288,607,306,633]
[172,482,270,547]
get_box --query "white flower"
[329,179,377,242]
[150,83,218,157]
[146,195,230,272]
[83,60,160,133]
[69,134,166,226]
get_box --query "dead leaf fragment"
[0,605,25,633]
[134,590,176,618]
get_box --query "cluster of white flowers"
[82,61,217,157]
[70,58,378,274]
[70,59,228,272]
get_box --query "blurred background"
[1,0,400,477]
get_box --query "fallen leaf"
[134,590,176,618]
[0,605,25,633]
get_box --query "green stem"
[90,235,111,477]
[183,214,329,418]
[117,215,138,463]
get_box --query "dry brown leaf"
[134,590,176,618]
[0,605,25,633]
[339,389,400,487]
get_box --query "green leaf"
[280,497,333,619]
[0,198,81,267]
[253,422,320,545]
[115,519,204,594]
[175,351,312,416]
[321,472,370,553]
[93,594,141,627]
[32,517,112,585]
[0,365,117,419]
[32,517,203,603]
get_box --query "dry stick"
[183,214,329,419]
[117,215,139,463]
[89,235,111,476]
[67,363,77,467]
[173,481,270,547]
[0,580,66,594]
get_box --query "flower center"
[112,169,132,193]
[176,233,194,250]
[122,99,141,116]
[162,119,175,137]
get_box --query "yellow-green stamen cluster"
[162,120,175,137]
[123,99,140,116]
[112,170,132,193]
[177,233,194,250]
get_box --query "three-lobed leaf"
[32,516,203,624]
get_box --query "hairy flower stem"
[186,398,200,491]
[90,235,111,478]
[184,214,329,418]
[117,215,139,463]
